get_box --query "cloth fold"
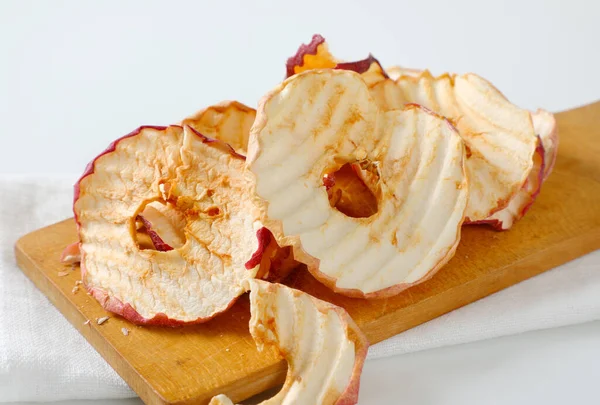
[0,175,598,402]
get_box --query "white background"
[1,0,600,176]
[1,1,599,404]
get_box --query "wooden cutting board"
[15,102,600,405]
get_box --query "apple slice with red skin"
[471,138,545,230]
[248,70,468,298]
[64,100,299,285]
[74,124,270,326]
[209,279,368,405]
[285,34,388,86]
[288,38,545,225]
[473,111,557,230]
[60,242,81,264]
[385,66,558,230]
[369,70,538,223]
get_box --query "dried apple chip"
[247,70,468,298]
[285,34,388,86]
[209,279,369,405]
[285,34,337,77]
[476,110,557,230]
[60,242,81,264]
[474,138,545,230]
[74,125,268,325]
[182,101,256,156]
[370,71,538,222]
[384,66,558,229]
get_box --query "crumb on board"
[84,320,90,325]
[72,286,79,294]
[121,328,129,336]
[57,271,70,277]
[97,316,109,325]
[75,280,83,286]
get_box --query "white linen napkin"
[0,174,598,402]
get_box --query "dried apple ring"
[209,279,368,405]
[370,71,538,223]
[247,70,468,298]
[287,36,540,226]
[74,125,267,325]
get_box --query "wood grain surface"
[15,101,600,405]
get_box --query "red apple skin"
[74,125,270,326]
[60,242,81,264]
[468,138,546,231]
[137,214,174,252]
[73,125,169,215]
[245,227,272,269]
[186,126,246,160]
[335,54,389,78]
[86,283,239,327]
[285,34,389,80]
[285,34,326,78]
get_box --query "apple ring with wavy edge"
[74,125,267,325]
[247,70,468,298]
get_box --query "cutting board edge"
[362,225,600,343]
[14,221,600,404]
[14,238,173,405]
[15,228,287,405]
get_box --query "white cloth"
[0,175,598,402]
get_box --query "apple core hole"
[134,200,187,251]
[323,162,380,219]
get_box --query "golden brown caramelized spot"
[390,232,398,247]
[346,105,364,126]
[323,163,379,219]
[465,144,473,159]
[207,207,220,217]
